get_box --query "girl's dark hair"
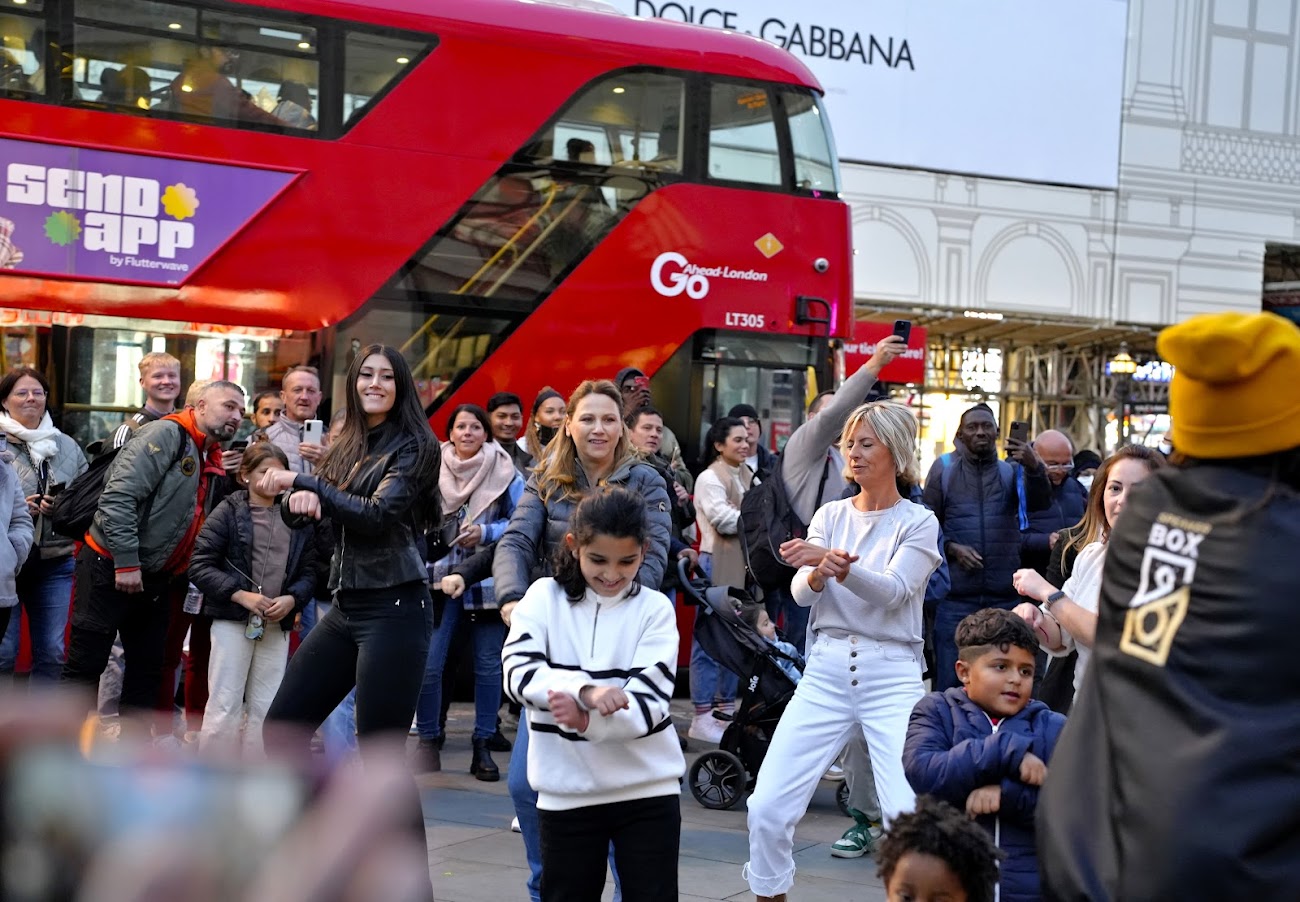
[702,416,745,468]
[877,796,1003,902]
[239,441,289,480]
[316,345,438,516]
[0,366,50,407]
[552,487,647,602]
[954,607,1040,663]
[444,403,493,444]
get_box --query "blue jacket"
[1020,477,1087,576]
[922,443,1051,607]
[904,688,1066,902]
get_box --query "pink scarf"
[439,441,516,525]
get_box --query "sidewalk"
[421,702,888,902]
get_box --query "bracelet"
[1043,589,1066,612]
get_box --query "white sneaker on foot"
[687,712,726,744]
[510,817,522,833]
[824,763,845,782]
[409,717,419,737]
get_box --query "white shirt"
[694,463,747,555]
[1047,540,1107,697]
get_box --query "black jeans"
[266,581,432,745]
[61,546,172,713]
[538,794,681,902]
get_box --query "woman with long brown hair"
[1012,444,1165,698]
[259,344,439,746]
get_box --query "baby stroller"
[679,560,851,814]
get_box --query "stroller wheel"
[836,780,852,818]
[688,749,748,810]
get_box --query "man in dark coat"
[923,403,1051,690]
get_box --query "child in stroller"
[681,561,849,813]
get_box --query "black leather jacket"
[287,420,437,593]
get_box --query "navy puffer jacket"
[922,443,1051,606]
[492,456,671,604]
[905,688,1066,902]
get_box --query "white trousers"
[744,633,923,896]
[200,620,290,756]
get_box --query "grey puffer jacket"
[492,457,671,605]
[0,447,34,607]
[10,432,87,559]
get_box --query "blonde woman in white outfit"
[743,402,941,901]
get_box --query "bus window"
[707,82,781,187]
[72,0,320,130]
[344,31,430,127]
[782,89,840,196]
[1,8,43,98]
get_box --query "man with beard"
[923,403,1050,691]
[62,382,245,732]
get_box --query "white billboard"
[615,0,1129,189]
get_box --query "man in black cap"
[615,366,691,490]
[727,403,777,482]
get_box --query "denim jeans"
[416,600,505,741]
[0,554,75,681]
[690,553,738,709]
[299,600,359,762]
[509,719,623,902]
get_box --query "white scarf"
[0,411,61,467]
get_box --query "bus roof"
[244,0,823,92]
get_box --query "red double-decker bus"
[0,0,851,459]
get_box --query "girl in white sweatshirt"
[502,487,684,902]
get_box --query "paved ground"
[420,702,888,902]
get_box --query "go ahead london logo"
[1,137,296,286]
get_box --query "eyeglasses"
[1043,463,1073,472]
[10,390,45,400]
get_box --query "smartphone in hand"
[892,319,912,346]
[302,419,324,445]
[1008,421,1030,445]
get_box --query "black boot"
[413,738,441,773]
[486,728,513,752]
[470,737,500,782]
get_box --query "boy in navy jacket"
[903,608,1066,902]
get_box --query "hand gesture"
[1012,568,1052,604]
[298,442,326,465]
[867,335,906,372]
[966,784,1001,817]
[1006,436,1042,471]
[440,575,467,598]
[1019,752,1048,786]
[264,595,295,623]
[258,468,298,496]
[547,690,589,732]
[779,538,832,569]
[580,684,630,717]
[815,549,859,584]
[234,590,272,614]
[288,490,323,520]
[947,542,984,571]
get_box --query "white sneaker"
[510,817,522,833]
[687,713,726,744]
[409,717,419,737]
[824,763,845,782]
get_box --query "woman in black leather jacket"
[261,344,439,746]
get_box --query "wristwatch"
[1041,589,1066,614]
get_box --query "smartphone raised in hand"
[892,319,912,346]
[1008,421,1030,445]
[302,419,324,445]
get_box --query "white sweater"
[694,462,746,555]
[502,578,685,811]
[1047,540,1107,697]
[791,498,941,661]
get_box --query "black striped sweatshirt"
[502,577,685,811]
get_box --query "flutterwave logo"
[650,251,769,299]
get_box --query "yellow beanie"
[1157,311,1300,458]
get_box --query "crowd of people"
[1,310,1297,901]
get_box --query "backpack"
[51,422,190,540]
[935,451,1029,530]
[740,454,830,590]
